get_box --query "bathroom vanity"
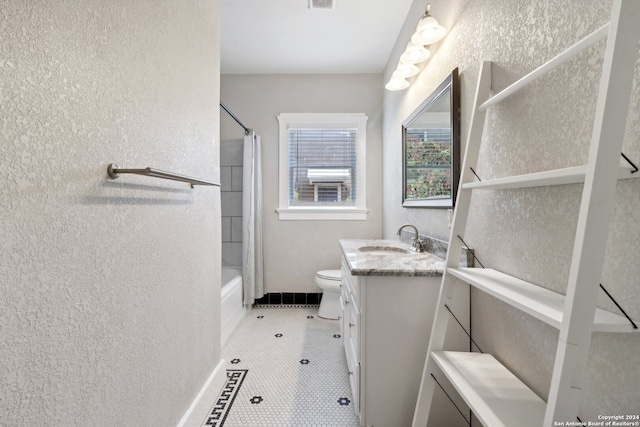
[339,239,454,427]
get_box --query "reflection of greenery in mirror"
[402,68,460,208]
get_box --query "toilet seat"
[316,270,341,281]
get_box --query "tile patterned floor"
[201,306,360,427]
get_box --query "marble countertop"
[339,239,445,277]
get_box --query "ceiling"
[220,0,415,74]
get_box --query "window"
[277,113,368,220]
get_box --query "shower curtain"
[242,130,264,305]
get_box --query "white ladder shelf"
[461,165,635,191]
[447,268,636,333]
[412,1,640,426]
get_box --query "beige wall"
[0,1,221,425]
[383,0,640,421]
[221,74,383,293]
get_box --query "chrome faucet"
[396,223,427,252]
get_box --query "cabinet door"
[346,333,360,417]
[341,265,359,311]
[348,297,360,362]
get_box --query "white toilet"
[315,270,342,320]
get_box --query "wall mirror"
[402,68,460,208]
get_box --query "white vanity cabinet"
[340,256,441,427]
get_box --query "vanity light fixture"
[411,5,446,45]
[385,4,446,91]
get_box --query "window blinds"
[288,128,357,206]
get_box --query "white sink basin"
[358,245,411,256]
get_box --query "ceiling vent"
[308,0,335,10]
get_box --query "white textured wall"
[0,1,222,425]
[221,74,383,293]
[383,0,640,420]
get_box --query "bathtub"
[221,266,248,348]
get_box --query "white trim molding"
[177,359,227,427]
[275,207,369,221]
[277,113,368,221]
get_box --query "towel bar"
[107,163,220,188]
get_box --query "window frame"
[277,113,368,221]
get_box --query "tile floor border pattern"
[202,307,360,427]
[203,370,248,427]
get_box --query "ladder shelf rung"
[461,165,636,190]
[478,23,609,111]
[431,351,546,427]
[447,268,637,333]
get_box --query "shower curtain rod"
[220,102,251,135]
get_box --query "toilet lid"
[317,270,341,281]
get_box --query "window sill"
[276,208,369,221]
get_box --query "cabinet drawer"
[341,263,352,293]
[340,281,351,325]
[341,264,360,310]
[340,277,350,307]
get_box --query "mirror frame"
[402,68,460,208]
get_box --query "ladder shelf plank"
[461,165,636,190]
[431,351,546,427]
[447,268,637,333]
